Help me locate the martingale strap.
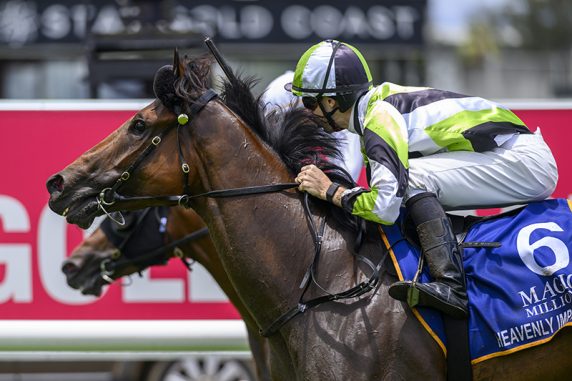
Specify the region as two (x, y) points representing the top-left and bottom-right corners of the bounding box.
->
(260, 253), (383, 337)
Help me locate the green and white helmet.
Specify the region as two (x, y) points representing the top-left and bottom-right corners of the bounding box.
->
(286, 40), (373, 111)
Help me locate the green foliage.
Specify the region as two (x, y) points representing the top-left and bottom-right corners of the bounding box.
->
(458, 23), (499, 67)
(498, 0), (572, 49)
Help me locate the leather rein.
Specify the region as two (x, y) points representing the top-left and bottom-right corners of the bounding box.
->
(94, 88), (382, 337)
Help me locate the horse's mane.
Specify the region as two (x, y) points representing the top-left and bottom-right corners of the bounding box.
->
(219, 74), (269, 143)
(174, 54), (214, 110)
(217, 72), (346, 177)
(167, 54), (364, 236)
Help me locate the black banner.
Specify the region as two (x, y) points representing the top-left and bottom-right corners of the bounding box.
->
(0, 0), (425, 46)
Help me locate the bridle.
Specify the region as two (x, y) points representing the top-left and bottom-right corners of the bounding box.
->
(97, 89), (216, 223)
(98, 206), (208, 283)
(97, 89), (299, 224)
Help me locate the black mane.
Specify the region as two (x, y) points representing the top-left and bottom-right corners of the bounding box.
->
(219, 74), (269, 143)
(219, 71), (365, 236)
(218, 73), (346, 178)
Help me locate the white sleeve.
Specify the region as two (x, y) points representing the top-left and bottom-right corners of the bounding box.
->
(331, 130), (363, 183)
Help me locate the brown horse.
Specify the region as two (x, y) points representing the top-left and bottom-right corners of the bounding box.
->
(63, 206), (271, 381)
(47, 52), (572, 380)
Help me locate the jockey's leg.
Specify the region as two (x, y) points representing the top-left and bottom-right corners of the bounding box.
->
(388, 192), (468, 319)
(388, 131), (556, 318)
(406, 130), (557, 210)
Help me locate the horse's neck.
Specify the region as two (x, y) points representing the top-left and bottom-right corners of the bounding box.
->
(190, 103), (394, 349)
(190, 102), (318, 327)
(169, 207), (260, 330)
(191, 102), (294, 200)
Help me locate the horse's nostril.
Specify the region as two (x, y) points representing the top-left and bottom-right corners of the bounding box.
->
(61, 261), (79, 276)
(47, 174), (65, 195)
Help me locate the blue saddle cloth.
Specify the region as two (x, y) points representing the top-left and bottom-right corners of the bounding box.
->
(383, 198), (572, 364)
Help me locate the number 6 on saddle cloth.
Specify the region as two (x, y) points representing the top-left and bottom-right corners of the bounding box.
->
(387, 198), (572, 363)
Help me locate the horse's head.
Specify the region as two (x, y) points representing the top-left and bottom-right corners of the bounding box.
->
(63, 227), (116, 296)
(62, 206), (207, 296)
(47, 46), (349, 233)
(47, 50), (215, 228)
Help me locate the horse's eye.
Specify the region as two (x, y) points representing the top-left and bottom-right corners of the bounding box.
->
(130, 119), (146, 134)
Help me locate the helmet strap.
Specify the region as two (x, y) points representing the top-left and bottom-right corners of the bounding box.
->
(317, 97), (341, 131)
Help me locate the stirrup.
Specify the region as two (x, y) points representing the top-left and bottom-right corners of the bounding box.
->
(389, 280), (468, 319)
(389, 280), (420, 307)
(407, 284), (420, 307)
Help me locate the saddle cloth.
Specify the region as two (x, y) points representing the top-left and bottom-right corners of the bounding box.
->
(382, 198), (572, 364)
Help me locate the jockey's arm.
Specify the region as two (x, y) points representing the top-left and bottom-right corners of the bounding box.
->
(296, 102), (409, 225)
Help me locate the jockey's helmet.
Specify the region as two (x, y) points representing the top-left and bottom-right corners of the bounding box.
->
(285, 40), (373, 112)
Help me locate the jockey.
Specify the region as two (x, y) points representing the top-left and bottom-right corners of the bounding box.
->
(261, 70), (363, 183)
(287, 39), (558, 319)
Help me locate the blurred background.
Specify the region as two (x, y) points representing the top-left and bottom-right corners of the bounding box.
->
(1, 1), (571, 380)
(1, 0), (570, 100)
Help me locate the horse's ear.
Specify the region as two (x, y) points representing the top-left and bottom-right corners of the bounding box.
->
(153, 64), (177, 110)
(173, 48), (186, 80)
(152, 48), (187, 112)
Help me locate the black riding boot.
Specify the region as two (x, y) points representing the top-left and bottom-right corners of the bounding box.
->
(388, 192), (468, 319)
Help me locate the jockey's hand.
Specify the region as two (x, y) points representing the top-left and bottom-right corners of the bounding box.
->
(295, 164), (332, 200)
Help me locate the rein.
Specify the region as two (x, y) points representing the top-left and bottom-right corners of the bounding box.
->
(112, 183), (300, 209)
(96, 89), (299, 217)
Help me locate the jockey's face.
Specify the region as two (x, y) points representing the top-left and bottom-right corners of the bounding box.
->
(313, 97), (351, 133)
